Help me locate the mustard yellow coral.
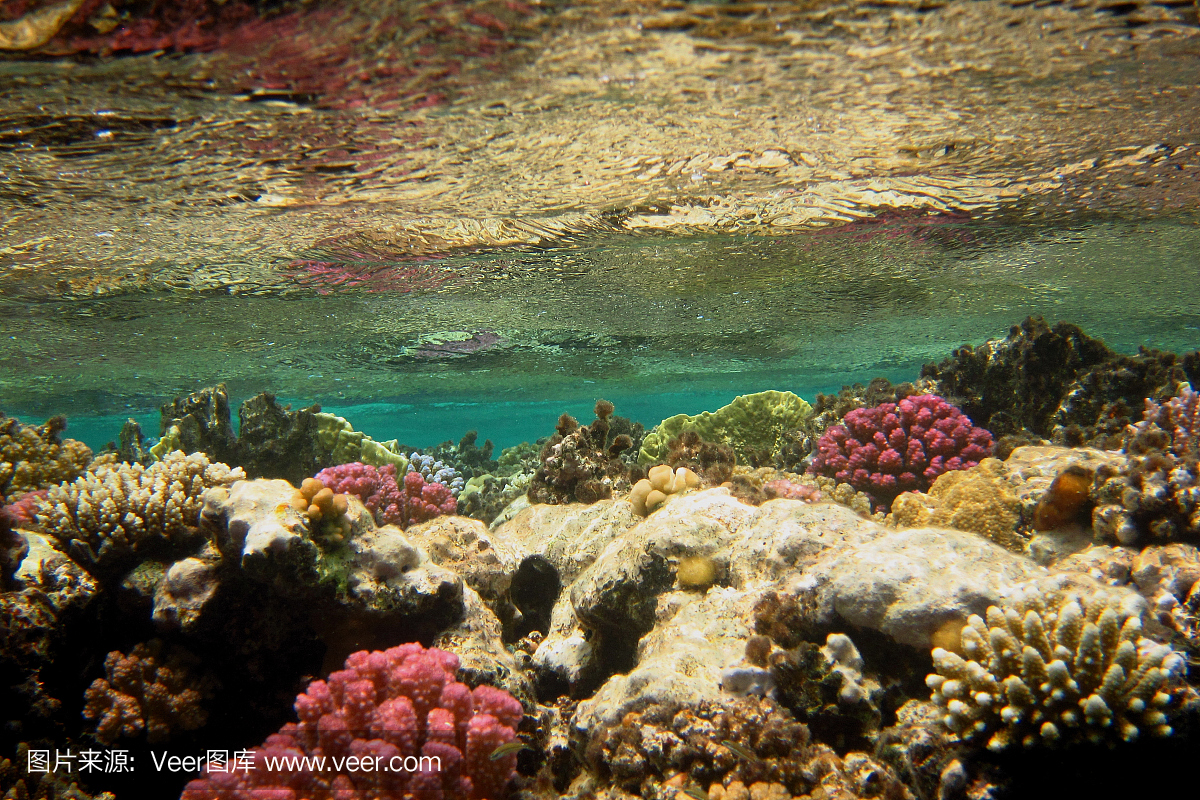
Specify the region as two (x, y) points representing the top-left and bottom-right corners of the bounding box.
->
(889, 459), (1024, 550)
(0, 412), (93, 503)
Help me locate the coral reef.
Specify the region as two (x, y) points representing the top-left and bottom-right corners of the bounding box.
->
(0, 412), (92, 504)
(808, 394), (993, 510)
(83, 640), (214, 744)
(407, 452), (466, 496)
(34, 450), (244, 577)
(628, 464), (701, 516)
(889, 459), (1024, 551)
(527, 401), (633, 505)
(927, 590), (1190, 750)
(180, 643), (522, 800)
(1091, 384), (1200, 545)
(587, 696), (909, 799)
(921, 316), (1199, 441)
(663, 429), (737, 485)
(640, 390), (814, 466)
(291, 477), (353, 544)
(314, 462), (456, 529)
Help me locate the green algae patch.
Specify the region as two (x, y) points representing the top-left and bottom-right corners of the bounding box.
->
(639, 390), (814, 465)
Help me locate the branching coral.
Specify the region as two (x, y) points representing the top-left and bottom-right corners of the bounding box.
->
(35, 450), (244, 576)
(0, 412), (92, 504)
(314, 462), (456, 529)
(808, 395), (992, 510)
(527, 400), (633, 505)
(926, 590), (1189, 750)
(889, 459), (1024, 550)
(83, 640), (214, 744)
(181, 643), (523, 800)
(1091, 384), (1200, 545)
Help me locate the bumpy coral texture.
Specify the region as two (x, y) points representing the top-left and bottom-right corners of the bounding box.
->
(315, 462), (457, 529)
(927, 591), (1188, 751)
(528, 400), (633, 505)
(83, 640), (211, 744)
(0, 413), (92, 504)
(407, 452), (466, 496)
(1091, 384), (1200, 545)
(889, 459), (1024, 550)
(181, 643), (522, 800)
(35, 450), (244, 574)
(590, 696), (907, 800)
(808, 395), (993, 509)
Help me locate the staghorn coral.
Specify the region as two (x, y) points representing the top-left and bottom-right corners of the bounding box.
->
(1091, 384), (1200, 545)
(640, 390), (814, 467)
(83, 640), (214, 745)
(181, 643), (522, 800)
(628, 464), (700, 516)
(0, 412), (92, 504)
(808, 394), (992, 511)
(34, 450), (244, 576)
(889, 459), (1025, 550)
(528, 401), (633, 505)
(926, 590), (1190, 751)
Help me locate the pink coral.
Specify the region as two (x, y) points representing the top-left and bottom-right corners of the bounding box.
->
(181, 643), (522, 800)
(763, 480), (821, 503)
(314, 463), (457, 529)
(808, 394), (992, 509)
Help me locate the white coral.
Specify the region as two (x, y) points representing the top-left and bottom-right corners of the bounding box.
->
(926, 590), (1186, 750)
(37, 451), (244, 571)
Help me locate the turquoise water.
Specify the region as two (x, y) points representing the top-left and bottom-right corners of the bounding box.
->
(5, 217), (1199, 449)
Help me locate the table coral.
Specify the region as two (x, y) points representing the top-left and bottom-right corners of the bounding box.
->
(1091, 384), (1200, 545)
(528, 400), (633, 505)
(180, 643), (523, 800)
(640, 390), (814, 466)
(927, 590), (1189, 750)
(0, 412), (92, 504)
(34, 450), (245, 576)
(808, 394), (993, 510)
(83, 640), (213, 744)
(889, 458), (1024, 550)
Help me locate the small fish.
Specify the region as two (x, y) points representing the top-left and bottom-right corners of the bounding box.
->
(721, 739), (758, 762)
(680, 786), (709, 800)
(489, 741), (529, 761)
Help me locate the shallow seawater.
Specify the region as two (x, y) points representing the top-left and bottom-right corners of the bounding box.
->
(4, 1), (1200, 800)
(5, 216), (1199, 450)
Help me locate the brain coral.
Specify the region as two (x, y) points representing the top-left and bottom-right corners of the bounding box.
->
(927, 590), (1188, 751)
(639, 390), (814, 466)
(808, 394), (992, 509)
(181, 642), (522, 800)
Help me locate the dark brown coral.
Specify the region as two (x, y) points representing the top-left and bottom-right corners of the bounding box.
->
(527, 400), (633, 505)
(83, 640), (216, 744)
(665, 429), (736, 485)
(0, 412), (92, 504)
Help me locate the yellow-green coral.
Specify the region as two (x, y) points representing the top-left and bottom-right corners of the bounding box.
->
(314, 412), (408, 471)
(1, 413), (93, 503)
(36, 451), (244, 574)
(927, 590), (1188, 750)
(889, 459), (1024, 550)
(639, 390), (813, 466)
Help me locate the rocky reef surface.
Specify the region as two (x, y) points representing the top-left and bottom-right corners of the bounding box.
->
(2, 317), (1199, 800)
